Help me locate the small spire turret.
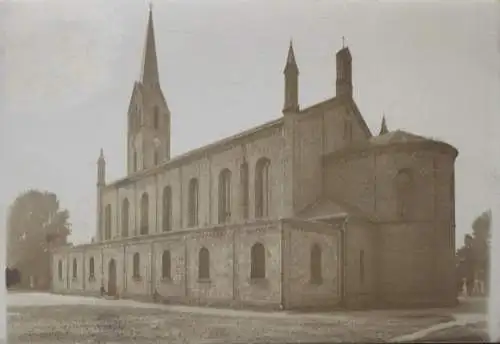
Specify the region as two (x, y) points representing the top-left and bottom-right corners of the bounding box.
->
(379, 115), (389, 135)
(336, 37), (353, 98)
(97, 148), (106, 186)
(283, 39), (299, 114)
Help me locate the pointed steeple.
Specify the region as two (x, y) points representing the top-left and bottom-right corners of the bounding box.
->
(379, 115), (389, 135)
(140, 5), (159, 86)
(283, 40), (298, 73)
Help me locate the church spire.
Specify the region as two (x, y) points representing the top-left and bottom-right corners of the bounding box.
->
(283, 39), (299, 114)
(140, 5), (159, 86)
(379, 115), (389, 135)
(284, 40), (298, 72)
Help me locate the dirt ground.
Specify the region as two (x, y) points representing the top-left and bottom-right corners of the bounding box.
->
(7, 305), (454, 343)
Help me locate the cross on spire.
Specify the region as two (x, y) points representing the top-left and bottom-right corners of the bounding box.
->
(342, 36), (345, 48)
(148, 1), (153, 11)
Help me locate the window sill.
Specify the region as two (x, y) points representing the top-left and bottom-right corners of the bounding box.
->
(250, 277), (268, 286)
(197, 278), (211, 284)
(132, 276), (142, 282)
(161, 277), (172, 283)
(72, 277), (78, 282)
(310, 279), (323, 285)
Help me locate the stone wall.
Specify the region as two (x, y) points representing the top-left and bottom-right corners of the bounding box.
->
(282, 219), (341, 309)
(52, 220), (284, 309)
(343, 217), (377, 309)
(98, 121), (285, 243)
(324, 143), (457, 308)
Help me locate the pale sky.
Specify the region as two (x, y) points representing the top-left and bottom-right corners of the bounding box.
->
(1, 0), (499, 249)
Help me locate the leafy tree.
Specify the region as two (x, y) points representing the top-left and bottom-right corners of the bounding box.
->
(455, 210), (492, 295)
(6, 189), (71, 288)
(471, 210), (491, 291)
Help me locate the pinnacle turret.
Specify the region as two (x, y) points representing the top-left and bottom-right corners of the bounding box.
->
(283, 39), (299, 114)
(379, 116), (389, 135)
(283, 40), (299, 73)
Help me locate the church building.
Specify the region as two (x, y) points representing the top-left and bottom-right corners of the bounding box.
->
(51, 9), (458, 310)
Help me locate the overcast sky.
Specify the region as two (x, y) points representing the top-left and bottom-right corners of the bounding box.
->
(0, 0), (499, 339)
(1, 0), (499, 247)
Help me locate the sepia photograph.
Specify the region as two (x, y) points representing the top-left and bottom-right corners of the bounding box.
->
(1, 0), (499, 342)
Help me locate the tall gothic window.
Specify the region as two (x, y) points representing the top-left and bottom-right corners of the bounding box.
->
(343, 119), (353, 142)
(89, 257), (95, 278)
(396, 168), (413, 219)
(72, 258), (77, 279)
(162, 250), (171, 279)
(140, 193), (149, 235)
(58, 260), (63, 281)
(104, 204), (112, 240)
(240, 162), (249, 219)
(162, 186), (172, 232)
(188, 178), (199, 227)
(218, 169), (232, 224)
(133, 253), (140, 278)
(154, 148), (159, 165)
(255, 158), (271, 218)
(360, 249), (365, 285)
(250, 242), (266, 279)
(198, 247), (210, 279)
(133, 151), (138, 172)
(310, 244), (323, 284)
(153, 106), (159, 130)
(122, 198), (129, 237)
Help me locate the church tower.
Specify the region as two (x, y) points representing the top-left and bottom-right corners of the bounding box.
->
(127, 7), (171, 175)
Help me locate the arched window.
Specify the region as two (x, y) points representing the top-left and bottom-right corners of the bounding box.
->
(240, 162), (249, 219)
(140, 193), (149, 235)
(154, 149), (159, 165)
(255, 158), (271, 218)
(359, 249), (365, 285)
(188, 178), (199, 227)
(310, 244), (322, 284)
(58, 260), (63, 281)
(250, 242), (266, 279)
(198, 247), (210, 279)
(133, 151), (138, 172)
(133, 252), (140, 278)
(122, 198), (129, 237)
(72, 258), (77, 279)
(343, 119), (353, 142)
(104, 204), (112, 240)
(395, 168), (413, 219)
(162, 186), (172, 232)
(153, 106), (159, 130)
(162, 250), (171, 279)
(218, 168), (232, 224)
(89, 257), (95, 278)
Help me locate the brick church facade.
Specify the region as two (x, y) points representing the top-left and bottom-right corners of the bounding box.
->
(51, 9), (458, 310)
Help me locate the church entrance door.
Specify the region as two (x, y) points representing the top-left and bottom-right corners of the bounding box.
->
(108, 259), (117, 296)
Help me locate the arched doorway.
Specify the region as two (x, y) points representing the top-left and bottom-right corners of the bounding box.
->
(108, 259), (117, 296)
